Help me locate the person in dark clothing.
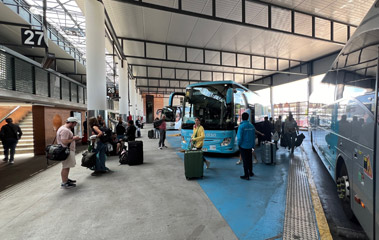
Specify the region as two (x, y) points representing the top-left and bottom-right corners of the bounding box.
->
(135, 117), (142, 129)
(115, 117), (127, 141)
(237, 112), (255, 180)
(125, 120), (136, 142)
(0, 118), (22, 164)
(261, 116), (273, 142)
(158, 115), (167, 149)
(82, 119), (88, 144)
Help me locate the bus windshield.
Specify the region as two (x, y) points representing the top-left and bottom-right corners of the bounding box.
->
(161, 107), (177, 122)
(182, 85), (233, 130)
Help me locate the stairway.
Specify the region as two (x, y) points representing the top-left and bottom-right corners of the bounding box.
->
(0, 112), (34, 155)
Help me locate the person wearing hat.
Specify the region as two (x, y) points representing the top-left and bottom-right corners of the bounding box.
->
(56, 117), (81, 189)
(0, 118), (22, 164)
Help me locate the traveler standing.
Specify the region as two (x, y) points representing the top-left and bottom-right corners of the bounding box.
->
(284, 112), (299, 154)
(153, 117), (161, 139)
(56, 117), (80, 188)
(273, 116), (282, 149)
(1, 118), (22, 164)
(89, 117), (108, 176)
(158, 115), (167, 149)
(82, 119), (88, 144)
(261, 116), (273, 142)
(125, 120), (136, 142)
(237, 112), (256, 180)
(191, 117), (210, 168)
(97, 115), (105, 127)
(115, 117), (127, 141)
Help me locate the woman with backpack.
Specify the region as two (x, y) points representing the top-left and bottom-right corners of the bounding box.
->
(89, 117), (109, 176)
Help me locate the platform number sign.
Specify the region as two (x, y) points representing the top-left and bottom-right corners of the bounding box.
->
(21, 28), (47, 48)
(107, 87), (115, 96)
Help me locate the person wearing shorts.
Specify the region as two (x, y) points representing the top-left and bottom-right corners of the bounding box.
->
(57, 117), (81, 189)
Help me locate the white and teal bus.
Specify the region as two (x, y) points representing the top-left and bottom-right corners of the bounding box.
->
(180, 81), (268, 153)
(309, 3), (379, 239)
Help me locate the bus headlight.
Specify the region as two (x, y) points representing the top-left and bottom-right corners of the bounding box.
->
(221, 138), (231, 146)
(182, 136), (186, 144)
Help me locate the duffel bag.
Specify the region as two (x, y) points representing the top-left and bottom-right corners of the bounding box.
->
(46, 144), (70, 161)
(81, 151), (97, 168)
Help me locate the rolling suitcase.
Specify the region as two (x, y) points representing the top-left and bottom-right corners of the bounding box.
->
(294, 133), (305, 147)
(261, 142), (276, 165)
(128, 141), (143, 165)
(148, 130), (154, 139)
(184, 150), (204, 179)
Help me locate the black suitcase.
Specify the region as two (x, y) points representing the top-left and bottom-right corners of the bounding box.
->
(294, 133), (305, 147)
(128, 141), (143, 165)
(148, 130), (154, 139)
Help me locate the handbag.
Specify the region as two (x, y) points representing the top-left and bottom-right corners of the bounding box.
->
(81, 151), (96, 168)
(272, 131), (279, 141)
(45, 137), (71, 162)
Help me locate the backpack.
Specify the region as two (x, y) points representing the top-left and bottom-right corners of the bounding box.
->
(153, 119), (163, 129)
(100, 127), (113, 143)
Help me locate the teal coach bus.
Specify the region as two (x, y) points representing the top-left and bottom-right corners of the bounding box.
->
(180, 81), (268, 153)
(309, 3), (379, 239)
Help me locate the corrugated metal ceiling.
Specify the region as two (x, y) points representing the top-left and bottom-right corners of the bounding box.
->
(97, 0), (375, 94)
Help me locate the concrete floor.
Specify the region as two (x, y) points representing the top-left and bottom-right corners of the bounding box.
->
(0, 126), (368, 240)
(0, 127), (236, 240)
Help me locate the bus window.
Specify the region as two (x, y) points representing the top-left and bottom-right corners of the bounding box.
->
(337, 100), (351, 138)
(234, 88), (246, 124)
(348, 99), (374, 148)
(319, 105), (332, 128)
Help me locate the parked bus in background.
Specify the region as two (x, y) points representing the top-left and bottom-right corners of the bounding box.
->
(181, 81), (268, 153)
(156, 106), (182, 130)
(309, 3), (379, 239)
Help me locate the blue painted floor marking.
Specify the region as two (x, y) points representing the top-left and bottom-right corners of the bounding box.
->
(166, 133), (290, 240)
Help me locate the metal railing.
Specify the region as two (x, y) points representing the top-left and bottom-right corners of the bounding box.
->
(0, 106), (20, 123)
(1, 0), (86, 65)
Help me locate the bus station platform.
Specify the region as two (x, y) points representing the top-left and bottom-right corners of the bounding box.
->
(0, 126), (331, 240)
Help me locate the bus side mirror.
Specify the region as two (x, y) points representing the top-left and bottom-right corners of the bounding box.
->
(226, 88), (233, 104)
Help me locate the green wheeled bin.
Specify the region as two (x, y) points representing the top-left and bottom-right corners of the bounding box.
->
(184, 150), (204, 180)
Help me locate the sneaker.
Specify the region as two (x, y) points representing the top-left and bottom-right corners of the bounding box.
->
(2, 158), (8, 162)
(91, 171), (103, 176)
(253, 158), (258, 164)
(61, 182), (76, 189)
(240, 175), (250, 180)
(158, 147), (162, 150)
(249, 172), (255, 177)
(205, 160), (210, 169)
(236, 160), (241, 165)
(163, 146), (168, 148)
(68, 179), (76, 183)
(9, 160), (14, 164)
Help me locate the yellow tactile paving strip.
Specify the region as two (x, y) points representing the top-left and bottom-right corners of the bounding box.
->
(301, 147), (333, 240)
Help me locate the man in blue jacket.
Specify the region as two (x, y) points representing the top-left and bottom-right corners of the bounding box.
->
(237, 112), (255, 180)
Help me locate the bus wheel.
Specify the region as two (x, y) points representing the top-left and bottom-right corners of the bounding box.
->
(337, 172), (354, 220)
